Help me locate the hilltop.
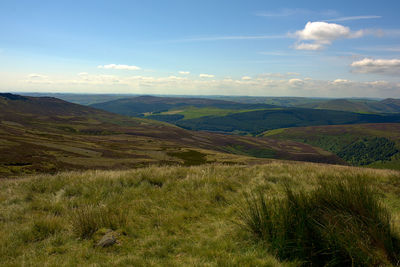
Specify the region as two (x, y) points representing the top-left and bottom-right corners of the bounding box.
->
(0, 93), (341, 176)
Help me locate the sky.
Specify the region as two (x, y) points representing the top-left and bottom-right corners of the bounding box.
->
(1, 0), (400, 98)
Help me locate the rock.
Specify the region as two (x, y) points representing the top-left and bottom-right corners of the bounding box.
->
(95, 231), (117, 247)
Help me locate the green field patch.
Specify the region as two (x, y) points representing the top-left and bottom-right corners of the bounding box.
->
(262, 128), (287, 137)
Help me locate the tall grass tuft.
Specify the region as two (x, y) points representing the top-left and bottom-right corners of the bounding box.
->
(239, 177), (400, 266)
(70, 204), (127, 239)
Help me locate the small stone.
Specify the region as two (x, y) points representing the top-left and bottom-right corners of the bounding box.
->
(96, 232), (117, 247)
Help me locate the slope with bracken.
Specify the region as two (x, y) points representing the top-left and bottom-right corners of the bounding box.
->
(0, 93), (343, 176)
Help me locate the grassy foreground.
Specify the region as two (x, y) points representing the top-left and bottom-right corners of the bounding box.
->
(1, 162), (400, 266)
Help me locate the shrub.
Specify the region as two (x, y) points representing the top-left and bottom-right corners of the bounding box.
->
(239, 177), (400, 266)
(70, 204), (127, 239)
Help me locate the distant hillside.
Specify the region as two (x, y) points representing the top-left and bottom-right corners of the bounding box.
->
(262, 123), (400, 169)
(381, 98), (400, 111)
(0, 93), (342, 176)
(90, 95), (278, 117)
(297, 98), (400, 113)
(175, 108), (400, 135)
(20, 93), (133, 105)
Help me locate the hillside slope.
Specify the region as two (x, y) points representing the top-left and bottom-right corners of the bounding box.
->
(0, 162), (399, 266)
(0, 93), (342, 175)
(262, 123), (400, 169)
(90, 95), (278, 116)
(176, 108), (400, 135)
(297, 98), (400, 113)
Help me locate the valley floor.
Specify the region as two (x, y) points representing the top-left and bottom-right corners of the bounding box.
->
(1, 162), (400, 266)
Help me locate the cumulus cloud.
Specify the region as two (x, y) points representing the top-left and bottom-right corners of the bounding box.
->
(351, 58), (400, 75)
(199, 74), (215, 78)
(293, 21), (364, 50)
(241, 76), (252, 80)
(98, 64), (141, 70)
(288, 78), (303, 85)
(179, 71), (190, 75)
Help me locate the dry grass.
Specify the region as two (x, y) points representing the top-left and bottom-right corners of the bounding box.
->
(0, 162), (399, 266)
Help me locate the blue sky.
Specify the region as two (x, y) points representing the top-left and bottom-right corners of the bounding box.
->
(1, 0), (400, 97)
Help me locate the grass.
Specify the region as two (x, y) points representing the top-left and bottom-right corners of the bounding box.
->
(240, 177), (400, 266)
(1, 162), (400, 266)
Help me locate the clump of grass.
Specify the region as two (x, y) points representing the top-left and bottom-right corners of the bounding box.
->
(240, 177), (400, 266)
(70, 204), (127, 239)
(19, 216), (63, 242)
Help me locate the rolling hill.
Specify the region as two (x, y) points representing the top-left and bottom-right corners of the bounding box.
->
(296, 98), (400, 113)
(0, 93), (342, 176)
(175, 108), (400, 135)
(89, 95), (279, 116)
(262, 123), (400, 169)
(89, 95), (400, 136)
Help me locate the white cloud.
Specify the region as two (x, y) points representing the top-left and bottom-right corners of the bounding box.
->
(241, 76), (252, 80)
(325, 15), (381, 22)
(179, 71), (190, 75)
(98, 64), (141, 70)
(292, 21), (364, 50)
(332, 79), (351, 84)
(259, 72), (301, 78)
(351, 58), (400, 75)
(28, 73), (48, 79)
(13, 72), (400, 98)
(199, 74), (215, 78)
(288, 78), (303, 85)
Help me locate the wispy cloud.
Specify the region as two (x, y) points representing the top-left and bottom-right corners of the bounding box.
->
(28, 73), (48, 79)
(357, 46), (400, 52)
(256, 8), (337, 18)
(98, 64), (141, 70)
(325, 15), (381, 22)
(199, 74), (215, 78)
(179, 71), (190, 75)
(166, 35), (286, 43)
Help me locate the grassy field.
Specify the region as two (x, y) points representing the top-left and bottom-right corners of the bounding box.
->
(1, 162), (400, 266)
